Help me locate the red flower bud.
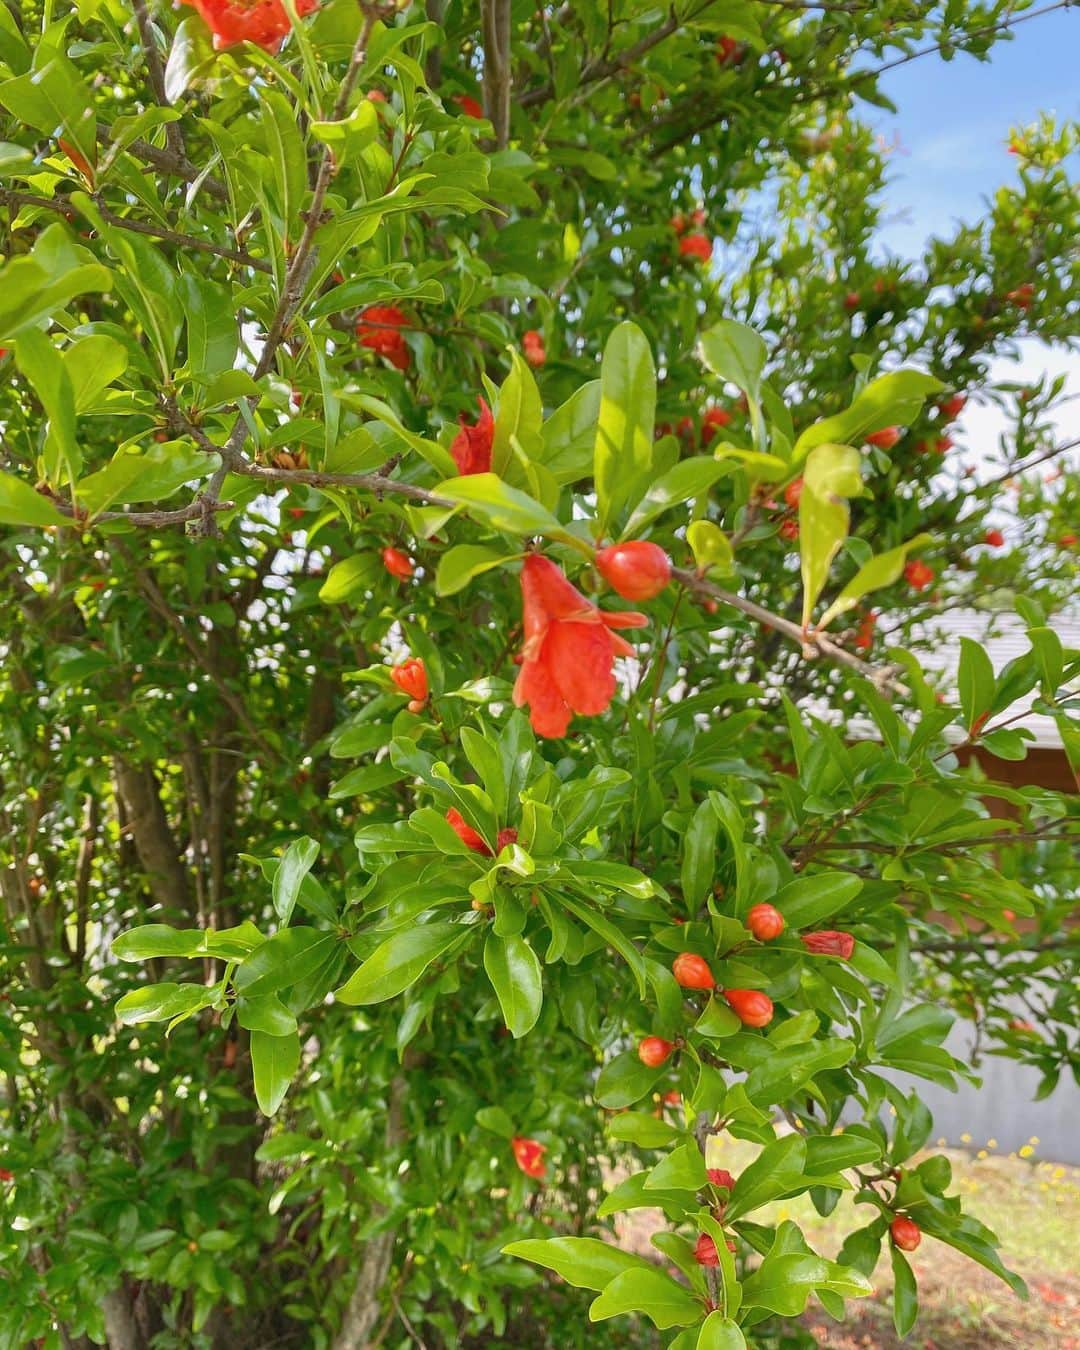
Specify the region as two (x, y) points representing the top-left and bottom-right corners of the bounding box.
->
(663, 1090), (681, 1105)
(450, 397), (494, 476)
(746, 904), (785, 942)
(180, 0), (317, 52)
(935, 435), (953, 454)
(865, 426), (901, 449)
(1059, 533), (1077, 550)
(701, 406), (731, 443)
(707, 1168), (736, 1191)
(854, 611), (877, 653)
(672, 953), (715, 990)
(454, 94), (484, 119)
(496, 827), (518, 853)
(511, 1136), (546, 1179)
(904, 559), (934, 591)
(800, 930), (855, 959)
(693, 1233), (720, 1266)
(522, 329), (546, 367)
(390, 658), (427, 703)
(724, 988), (773, 1027)
(446, 808), (492, 856)
(595, 542), (672, 602)
(638, 1036), (675, 1068)
(843, 290), (861, 311)
(890, 1216), (921, 1251)
(381, 546), (415, 580)
(1005, 282), (1034, 309)
(984, 529), (1004, 548)
(779, 518), (799, 542)
(678, 233), (712, 264)
(715, 35), (740, 64)
(783, 477), (803, 509)
(938, 394), (967, 420)
(0, 1168), (13, 1182)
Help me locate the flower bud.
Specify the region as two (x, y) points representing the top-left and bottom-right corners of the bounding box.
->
(890, 1216), (921, 1252)
(638, 1036), (675, 1068)
(746, 904), (785, 942)
(446, 808), (492, 856)
(595, 542), (672, 601)
(672, 953), (716, 990)
(724, 988), (774, 1027)
(390, 657), (427, 703)
(707, 1168), (736, 1191)
(381, 546), (415, 579)
(800, 930), (855, 959)
(693, 1234), (720, 1266)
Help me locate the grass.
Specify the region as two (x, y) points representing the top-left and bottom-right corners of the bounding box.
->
(616, 1136), (1080, 1349)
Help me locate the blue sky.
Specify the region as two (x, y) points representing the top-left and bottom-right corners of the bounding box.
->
(870, 6), (1079, 259)
(867, 7), (1079, 469)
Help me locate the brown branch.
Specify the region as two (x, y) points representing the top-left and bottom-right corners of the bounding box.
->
(125, 137), (229, 202)
(981, 434), (1080, 490)
(129, 0), (184, 160)
(72, 794), (98, 969)
(47, 491), (234, 530)
(113, 758), (190, 913)
(481, 0), (512, 150)
(672, 565), (909, 694)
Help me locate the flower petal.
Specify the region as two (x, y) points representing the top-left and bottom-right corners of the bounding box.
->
(513, 656), (572, 738)
(545, 621), (617, 716)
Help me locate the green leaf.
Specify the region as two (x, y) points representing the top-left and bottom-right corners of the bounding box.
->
(644, 1142), (708, 1192)
(236, 995), (298, 1037)
(817, 533), (933, 630)
(77, 441), (213, 516)
(115, 983), (213, 1026)
(606, 1112), (681, 1148)
(492, 349), (544, 478)
(623, 459), (731, 536)
(681, 798), (718, 908)
(540, 380), (600, 483)
(773, 872), (862, 928)
(594, 322), (656, 534)
(686, 520), (735, 575)
(589, 1268), (701, 1330)
(0, 255), (112, 344)
(112, 925), (204, 961)
(0, 471), (67, 528)
(435, 544), (520, 597)
(594, 1050), (661, 1109)
(318, 553), (382, 604)
(483, 931), (543, 1038)
(502, 1237), (652, 1292)
(272, 837), (320, 925)
(740, 1252), (830, 1316)
(793, 370), (943, 460)
(353, 394), (456, 476)
(697, 1313), (746, 1350)
(181, 273), (237, 383)
(439, 473), (566, 540)
(14, 326), (80, 485)
(1026, 626), (1063, 696)
(334, 923), (465, 1005)
(250, 1029), (300, 1117)
(310, 97), (379, 165)
(234, 928), (337, 997)
(725, 1135), (807, 1221)
(0, 40), (96, 167)
(958, 637), (995, 732)
(475, 1104), (515, 1137)
(890, 1246), (919, 1338)
(799, 443), (867, 629)
(62, 334), (128, 412)
(163, 14), (215, 103)
(699, 319), (767, 449)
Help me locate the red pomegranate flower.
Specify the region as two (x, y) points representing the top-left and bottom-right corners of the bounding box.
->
(0, 1167), (13, 1182)
(693, 1234), (720, 1266)
(390, 658), (427, 704)
(1005, 282), (1034, 309)
(512, 555), (647, 739)
(865, 426), (901, 449)
(701, 406), (731, 443)
(511, 1136), (546, 1179)
(801, 930), (855, 959)
(784, 477), (804, 509)
(939, 393), (967, 420)
(182, 0), (318, 53)
(854, 612), (877, 652)
(904, 559), (934, 591)
(453, 94), (484, 119)
(715, 35), (740, 64)
(446, 808), (492, 856)
(984, 529), (1004, 548)
(522, 330), (546, 367)
(679, 233), (712, 264)
(708, 1168), (736, 1191)
(450, 397), (494, 476)
(381, 546), (415, 580)
(356, 306), (412, 371)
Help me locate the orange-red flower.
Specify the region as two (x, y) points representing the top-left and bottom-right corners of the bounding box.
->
(865, 426), (901, 449)
(679, 233), (712, 264)
(854, 611), (877, 652)
(708, 1168), (736, 1191)
(391, 658), (427, 704)
(450, 397), (494, 476)
(446, 808), (492, 856)
(904, 559), (934, 591)
(701, 406), (731, 443)
(512, 555), (647, 739)
(356, 306), (411, 371)
(181, 0), (317, 52)
(801, 930), (855, 959)
(511, 1136), (546, 1179)
(381, 546), (415, 580)
(939, 394), (967, 420)
(724, 988), (773, 1027)
(1005, 282), (1034, 309)
(984, 529), (1004, 548)
(453, 94), (484, 119)
(522, 329), (546, 367)
(784, 477), (804, 509)
(715, 35), (740, 64)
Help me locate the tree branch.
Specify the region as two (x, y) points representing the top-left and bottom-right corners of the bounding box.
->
(672, 566), (909, 694)
(481, 0), (513, 149)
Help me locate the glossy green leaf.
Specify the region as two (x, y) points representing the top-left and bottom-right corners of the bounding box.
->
(502, 1237), (652, 1292)
(250, 1029), (300, 1117)
(589, 1268), (701, 1329)
(793, 370), (943, 460)
(817, 532), (933, 630)
(594, 322), (656, 533)
(484, 931), (543, 1038)
(799, 442), (867, 629)
(334, 923), (465, 1005)
(272, 837), (320, 925)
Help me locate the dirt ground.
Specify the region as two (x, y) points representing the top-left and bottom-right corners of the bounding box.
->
(615, 1138), (1080, 1348)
